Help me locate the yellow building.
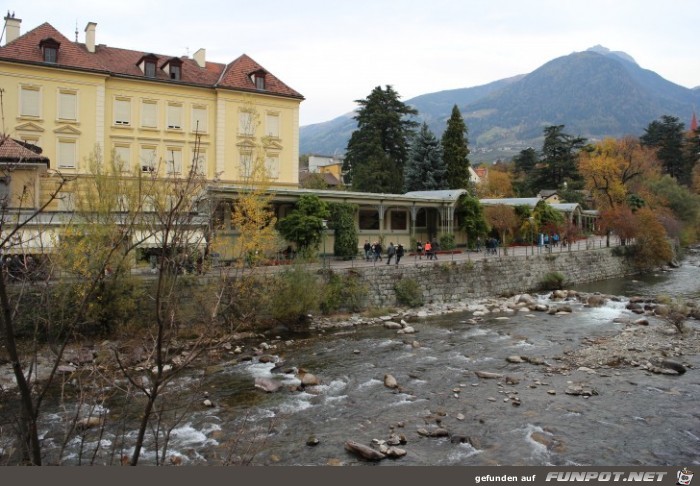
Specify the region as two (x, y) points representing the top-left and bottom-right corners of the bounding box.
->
(0, 15), (304, 213)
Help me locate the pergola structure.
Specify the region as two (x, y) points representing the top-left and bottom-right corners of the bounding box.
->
(205, 185), (469, 258)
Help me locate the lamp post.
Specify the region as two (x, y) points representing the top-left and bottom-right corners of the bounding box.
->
(321, 219), (328, 270)
(528, 217), (534, 256)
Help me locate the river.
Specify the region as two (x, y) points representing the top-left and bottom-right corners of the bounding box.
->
(13, 253), (700, 466)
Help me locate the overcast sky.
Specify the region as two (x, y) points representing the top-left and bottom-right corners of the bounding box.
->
(7, 0), (699, 126)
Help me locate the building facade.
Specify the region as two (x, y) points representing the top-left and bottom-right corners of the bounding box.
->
(0, 15), (304, 213)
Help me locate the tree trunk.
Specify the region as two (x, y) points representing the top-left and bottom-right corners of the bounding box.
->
(0, 276), (42, 465)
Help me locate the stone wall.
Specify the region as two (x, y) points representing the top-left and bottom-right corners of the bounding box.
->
(333, 248), (636, 308)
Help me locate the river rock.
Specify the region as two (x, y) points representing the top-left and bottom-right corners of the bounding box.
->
(565, 385), (599, 397)
(76, 416), (103, 430)
(474, 371), (502, 379)
(384, 321), (402, 330)
(254, 377), (282, 393)
(586, 295), (607, 307)
(385, 446), (407, 458)
(507, 355), (524, 363)
(523, 356), (545, 365)
(301, 373), (320, 386)
(306, 436), (320, 446)
(384, 374), (399, 389)
(660, 360), (687, 375)
(397, 326), (415, 334)
(258, 354), (277, 363)
(551, 290), (568, 300)
(344, 440), (386, 461)
(202, 399), (214, 407)
(417, 426), (449, 438)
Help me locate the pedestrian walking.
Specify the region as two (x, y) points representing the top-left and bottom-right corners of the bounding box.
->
(416, 240), (423, 260)
(364, 240), (372, 261)
(386, 242), (396, 265)
(432, 240), (439, 260)
(424, 240), (433, 260)
(396, 243), (404, 265)
(373, 241), (383, 262)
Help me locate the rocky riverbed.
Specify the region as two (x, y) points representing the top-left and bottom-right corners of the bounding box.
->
(2, 262), (699, 465)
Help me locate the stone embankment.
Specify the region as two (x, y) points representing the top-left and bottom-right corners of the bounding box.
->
(337, 248), (637, 307)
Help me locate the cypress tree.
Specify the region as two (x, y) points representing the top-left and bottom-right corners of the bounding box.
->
(441, 105), (471, 189)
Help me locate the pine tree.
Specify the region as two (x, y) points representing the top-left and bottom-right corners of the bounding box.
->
(441, 105), (471, 189)
(404, 122), (446, 191)
(343, 85), (418, 193)
(531, 125), (586, 189)
(641, 115), (690, 185)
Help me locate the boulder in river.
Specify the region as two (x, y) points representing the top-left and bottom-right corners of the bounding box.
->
(344, 440), (386, 461)
(300, 372), (320, 386)
(254, 377), (282, 393)
(474, 370), (502, 379)
(384, 374), (398, 389)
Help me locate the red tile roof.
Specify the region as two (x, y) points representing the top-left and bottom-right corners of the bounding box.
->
(0, 22), (304, 100)
(0, 135), (50, 165)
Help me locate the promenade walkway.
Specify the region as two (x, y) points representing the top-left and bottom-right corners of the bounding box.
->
(154, 235), (623, 278)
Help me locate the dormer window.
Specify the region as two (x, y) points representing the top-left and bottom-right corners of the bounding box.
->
(250, 69), (267, 90)
(40, 38), (60, 63)
(145, 61), (156, 78)
(162, 57), (183, 81)
(137, 54), (160, 78)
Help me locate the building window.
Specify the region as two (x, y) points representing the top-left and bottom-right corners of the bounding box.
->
(170, 64), (181, 80)
(0, 176), (10, 205)
(359, 209), (380, 230)
(266, 113), (280, 138)
(265, 155), (279, 179)
(141, 100), (158, 128)
(44, 46), (57, 63)
(114, 145), (131, 172)
(191, 106), (208, 133)
(117, 194), (129, 212)
(239, 152), (253, 179)
(57, 191), (75, 211)
(389, 210), (408, 230)
(20, 136), (41, 148)
(114, 98), (131, 126)
(20, 86), (41, 118)
(238, 110), (255, 136)
(58, 90), (77, 121)
(57, 140), (77, 168)
(40, 38), (60, 63)
(191, 151), (206, 176)
(140, 146), (157, 172)
(145, 61), (156, 78)
(167, 103), (182, 129)
(166, 148), (183, 174)
(251, 71), (266, 90)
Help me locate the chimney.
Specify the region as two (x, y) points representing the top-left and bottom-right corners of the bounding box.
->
(3, 13), (21, 46)
(84, 22), (96, 53)
(193, 48), (206, 68)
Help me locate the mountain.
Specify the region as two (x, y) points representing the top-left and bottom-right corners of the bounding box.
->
(300, 47), (700, 163)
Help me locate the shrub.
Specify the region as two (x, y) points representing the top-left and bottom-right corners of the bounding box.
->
(539, 272), (565, 291)
(269, 265), (320, 329)
(394, 278), (424, 307)
(439, 233), (455, 250)
(320, 271), (368, 314)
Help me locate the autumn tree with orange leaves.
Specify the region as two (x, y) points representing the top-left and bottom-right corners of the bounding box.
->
(578, 137), (660, 211)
